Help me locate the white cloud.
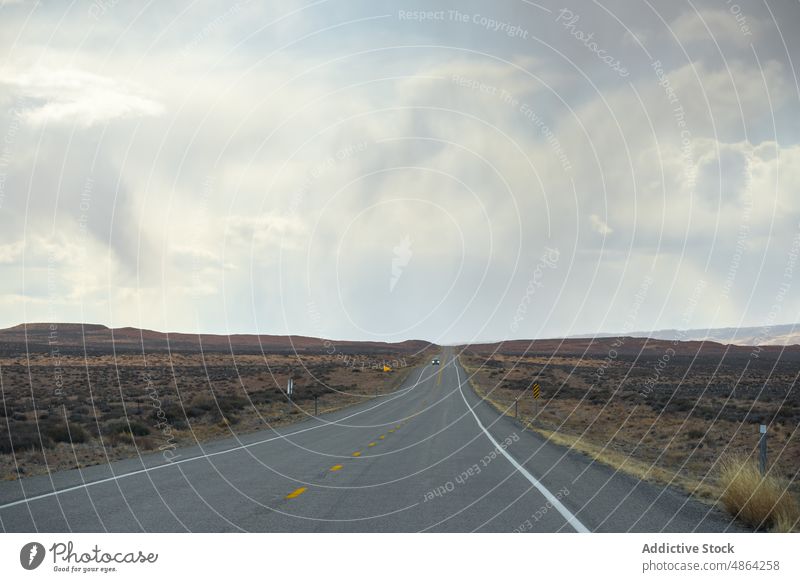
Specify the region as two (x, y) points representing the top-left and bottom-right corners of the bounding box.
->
(670, 8), (760, 47)
(0, 241), (24, 263)
(0, 68), (164, 126)
(590, 214), (614, 235)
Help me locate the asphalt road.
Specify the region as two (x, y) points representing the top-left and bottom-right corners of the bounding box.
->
(0, 348), (744, 532)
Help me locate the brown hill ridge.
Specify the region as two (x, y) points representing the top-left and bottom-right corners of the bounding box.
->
(461, 336), (800, 359)
(0, 323), (433, 355)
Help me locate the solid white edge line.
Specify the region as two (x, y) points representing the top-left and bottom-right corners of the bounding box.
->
(455, 363), (590, 533)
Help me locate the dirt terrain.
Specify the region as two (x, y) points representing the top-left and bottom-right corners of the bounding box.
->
(0, 323), (433, 480)
(4, 323), (797, 512)
(460, 337), (800, 501)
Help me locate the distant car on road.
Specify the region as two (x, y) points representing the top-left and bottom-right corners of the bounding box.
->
(431, 357), (440, 365)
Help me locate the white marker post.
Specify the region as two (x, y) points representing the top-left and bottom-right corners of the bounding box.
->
(759, 424), (767, 476)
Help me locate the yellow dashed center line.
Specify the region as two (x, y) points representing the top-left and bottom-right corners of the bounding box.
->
(284, 377), (432, 496)
(285, 487), (307, 499)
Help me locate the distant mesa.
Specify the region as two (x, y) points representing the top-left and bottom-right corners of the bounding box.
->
(463, 331), (800, 359)
(568, 323), (800, 348)
(0, 323), (433, 355)
(2, 322), (797, 357)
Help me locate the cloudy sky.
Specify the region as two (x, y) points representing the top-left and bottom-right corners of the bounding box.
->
(1, 0), (799, 344)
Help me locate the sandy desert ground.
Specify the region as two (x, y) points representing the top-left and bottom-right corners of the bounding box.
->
(0, 332), (431, 480)
(461, 338), (800, 502)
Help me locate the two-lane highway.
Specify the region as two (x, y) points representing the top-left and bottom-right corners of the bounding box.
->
(0, 349), (743, 532)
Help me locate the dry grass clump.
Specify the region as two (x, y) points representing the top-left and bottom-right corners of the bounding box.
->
(719, 455), (800, 532)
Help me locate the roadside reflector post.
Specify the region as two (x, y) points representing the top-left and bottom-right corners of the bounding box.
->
(286, 377), (294, 416)
(759, 424), (768, 476)
(515, 398), (519, 419)
(532, 382), (541, 426)
(314, 395), (318, 416)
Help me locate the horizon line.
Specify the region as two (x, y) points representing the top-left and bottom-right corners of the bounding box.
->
(1, 320), (798, 347)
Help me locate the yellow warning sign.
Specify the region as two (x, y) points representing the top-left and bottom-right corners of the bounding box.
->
(532, 383), (541, 399)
